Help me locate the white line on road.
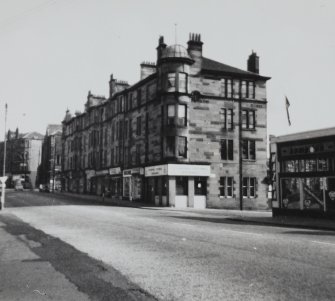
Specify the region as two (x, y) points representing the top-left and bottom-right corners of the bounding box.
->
(311, 240), (335, 246)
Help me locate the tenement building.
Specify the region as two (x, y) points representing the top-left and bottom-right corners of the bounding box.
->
(38, 124), (63, 191)
(62, 34), (271, 209)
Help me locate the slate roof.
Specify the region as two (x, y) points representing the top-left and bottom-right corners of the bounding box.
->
(46, 124), (62, 136)
(201, 57), (270, 80)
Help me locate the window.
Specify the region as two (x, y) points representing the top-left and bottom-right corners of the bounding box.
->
(242, 140), (256, 160)
(167, 73), (176, 92)
(219, 177), (234, 197)
(226, 79), (232, 98)
(221, 108), (233, 129)
(167, 105), (175, 125)
(242, 110), (255, 129)
(115, 146), (118, 164)
(137, 89), (141, 107)
(177, 105), (186, 126)
(177, 136), (187, 158)
(124, 120), (128, 139)
(167, 104), (187, 126)
(110, 148), (114, 166)
(136, 144), (141, 164)
(243, 177), (256, 198)
(248, 82), (255, 99)
(179, 73), (187, 93)
(176, 176), (188, 195)
(195, 177), (207, 195)
(136, 116), (141, 136)
(233, 79), (240, 99)
(241, 81), (247, 98)
(129, 118), (132, 139)
(221, 139), (234, 160)
(166, 136), (175, 157)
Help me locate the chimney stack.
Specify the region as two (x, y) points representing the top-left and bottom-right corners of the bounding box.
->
(187, 33), (203, 59)
(156, 36), (167, 63)
(140, 62), (156, 80)
(247, 51), (259, 74)
(109, 74), (116, 98)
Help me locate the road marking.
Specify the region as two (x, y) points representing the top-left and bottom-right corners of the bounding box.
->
(311, 240), (335, 246)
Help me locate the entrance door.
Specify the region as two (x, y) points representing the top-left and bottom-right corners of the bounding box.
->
(326, 178), (335, 213)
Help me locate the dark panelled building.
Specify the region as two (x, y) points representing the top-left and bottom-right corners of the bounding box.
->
(270, 127), (335, 217)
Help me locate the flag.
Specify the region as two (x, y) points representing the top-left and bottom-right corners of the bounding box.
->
(285, 96), (291, 126)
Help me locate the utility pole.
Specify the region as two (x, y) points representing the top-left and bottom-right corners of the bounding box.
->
(1, 103), (8, 210)
(52, 136), (56, 192)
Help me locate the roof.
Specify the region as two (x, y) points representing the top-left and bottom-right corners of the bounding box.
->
(161, 44), (192, 60)
(270, 127), (335, 144)
(46, 124), (62, 136)
(20, 132), (44, 140)
(201, 57), (270, 80)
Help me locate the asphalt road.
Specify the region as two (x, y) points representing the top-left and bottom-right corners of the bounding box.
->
(1, 191), (335, 300)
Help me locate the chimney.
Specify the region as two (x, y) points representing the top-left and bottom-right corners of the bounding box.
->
(187, 33), (203, 59)
(15, 127), (19, 139)
(140, 62), (156, 80)
(109, 74), (116, 98)
(247, 51), (259, 74)
(156, 36), (167, 63)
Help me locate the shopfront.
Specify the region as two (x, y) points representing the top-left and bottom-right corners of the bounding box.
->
(123, 168), (144, 201)
(270, 128), (335, 217)
(145, 164), (211, 209)
(108, 167), (122, 199)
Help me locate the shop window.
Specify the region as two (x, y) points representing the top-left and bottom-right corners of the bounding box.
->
(221, 108), (233, 130)
(136, 116), (141, 136)
(221, 139), (234, 160)
(242, 140), (256, 160)
(242, 177), (256, 198)
(242, 110), (255, 129)
(176, 176), (188, 195)
(179, 73), (188, 93)
(166, 136), (175, 157)
(317, 158), (329, 171)
(305, 159), (317, 172)
(219, 177), (234, 197)
(177, 136), (187, 158)
(195, 177), (207, 195)
(167, 73), (176, 92)
(162, 177), (167, 195)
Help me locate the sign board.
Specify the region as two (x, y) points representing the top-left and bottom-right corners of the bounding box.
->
(145, 165), (168, 177)
(96, 169), (109, 176)
(145, 164), (211, 177)
(85, 170), (96, 179)
(123, 169), (132, 176)
(109, 167), (121, 175)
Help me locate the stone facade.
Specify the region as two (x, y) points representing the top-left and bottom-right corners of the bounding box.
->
(62, 33), (271, 210)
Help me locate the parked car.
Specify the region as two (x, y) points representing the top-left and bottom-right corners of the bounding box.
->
(14, 182), (24, 191)
(39, 184), (50, 193)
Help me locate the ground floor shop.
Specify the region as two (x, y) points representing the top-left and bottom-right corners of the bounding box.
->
(144, 164), (211, 209)
(270, 127), (335, 217)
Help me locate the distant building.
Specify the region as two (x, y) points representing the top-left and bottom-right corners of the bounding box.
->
(270, 127), (335, 217)
(62, 33), (271, 210)
(38, 124), (62, 190)
(0, 129), (43, 188)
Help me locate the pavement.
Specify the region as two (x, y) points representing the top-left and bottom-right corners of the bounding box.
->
(58, 191), (335, 232)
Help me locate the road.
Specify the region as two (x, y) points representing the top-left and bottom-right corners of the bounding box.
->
(1, 191), (335, 300)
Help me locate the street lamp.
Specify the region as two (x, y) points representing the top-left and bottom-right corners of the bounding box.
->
(0, 103), (8, 210)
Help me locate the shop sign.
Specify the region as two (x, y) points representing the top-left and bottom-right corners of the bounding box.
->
(123, 169), (132, 177)
(167, 164), (211, 176)
(85, 170), (96, 179)
(145, 165), (168, 177)
(96, 169), (109, 176)
(131, 167), (144, 175)
(109, 167), (121, 175)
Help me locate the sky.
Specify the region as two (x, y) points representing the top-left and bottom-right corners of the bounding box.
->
(0, 0), (334, 138)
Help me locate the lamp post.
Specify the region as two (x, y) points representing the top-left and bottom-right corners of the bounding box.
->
(0, 103), (8, 210)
